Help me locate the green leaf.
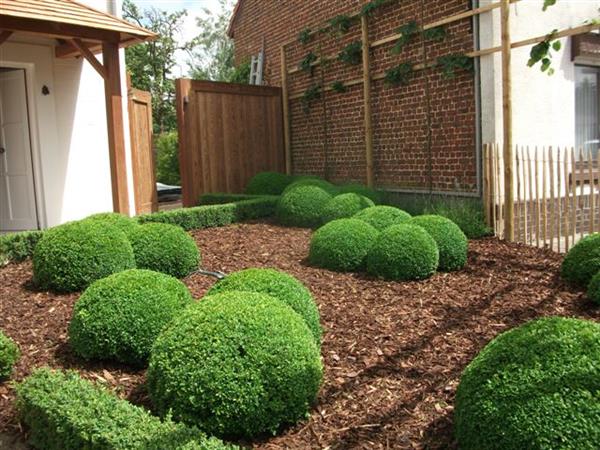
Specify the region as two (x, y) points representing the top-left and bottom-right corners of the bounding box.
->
(552, 40), (562, 51)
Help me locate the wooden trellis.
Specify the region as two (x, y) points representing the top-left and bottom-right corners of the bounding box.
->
(279, 0), (600, 241)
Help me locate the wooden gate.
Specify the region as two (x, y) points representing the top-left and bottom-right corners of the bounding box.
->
(176, 80), (284, 206)
(128, 87), (157, 214)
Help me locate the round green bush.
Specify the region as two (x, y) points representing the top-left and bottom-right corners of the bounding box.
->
(205, 268), (321, 344)
(245, 171), (293, 195)
(69, 269), (193, 366)
(367, 224), (439, 281)
(33, 221), (135, 293)
(147, 291), (323, 438)
(410, 215), (468, 271)
(309, 218), (379, 272)
(586, 271), (600, 306)
(337, 183), (383, 204)
(282, 177), (338, 195)
(276, 185), (333, 228)
(128, 223), (200, 278)
(455, 317), (600, 450)
(354, 205), (412, 231)
(561, 233), (600, 287)
(320, 193), (375, 224)
(81, 212), (139, 237)
(0, 330), (19, 380)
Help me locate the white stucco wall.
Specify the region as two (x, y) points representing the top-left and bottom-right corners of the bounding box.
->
(0, 0), (135, 229)
(479, 0), (599, 147)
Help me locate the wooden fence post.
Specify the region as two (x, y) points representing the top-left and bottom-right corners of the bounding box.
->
(361, 15), (374, 188)
(280, 46), (292, 175)
(501, 0), (514, 241)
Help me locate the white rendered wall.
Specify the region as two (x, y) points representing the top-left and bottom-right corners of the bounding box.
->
(0, 0), (135, 229)
(479, 0), (599, 147)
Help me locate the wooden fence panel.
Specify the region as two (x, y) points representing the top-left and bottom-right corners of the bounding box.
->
(128, 87), (157, 214)
(176, 80), (284, 207)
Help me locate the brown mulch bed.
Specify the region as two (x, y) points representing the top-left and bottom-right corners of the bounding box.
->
(1, 222), (598, 449)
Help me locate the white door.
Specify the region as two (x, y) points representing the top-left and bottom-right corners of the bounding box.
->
(0, 68), (38, 231)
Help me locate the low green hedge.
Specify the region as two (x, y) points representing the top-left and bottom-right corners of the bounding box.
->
(410, 215), (468, 271)
(33, 221), (135, 293)
(0, 330), (19, 380)
(561, 233), (600, 288)
(16, 368), (237, 450)
(139, 197), (279, 231)
(320, 193), (375, 224)
(367, 224), (439, 281)
(0, 230), (44, 265)
(455, 317), (600, 450)
(245, 172), (293, 195)
(69, 269), (193, 366)
(276, 185), (333, 228)
(129, 223), (200, 278)
(309, 218), (379, 272)
(148, 292), (323, 438)
(587, 271), (600, 306)
(199, 193), (279, 205)
(353, 205), (412, 231)
(206, 268), (321, 344)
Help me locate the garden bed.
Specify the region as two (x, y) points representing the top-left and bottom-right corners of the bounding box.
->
(0, 221), (597, 449)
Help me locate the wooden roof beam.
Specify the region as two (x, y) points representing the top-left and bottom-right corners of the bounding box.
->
(69, 38), (107, 79)
(0, 30), (14, 45)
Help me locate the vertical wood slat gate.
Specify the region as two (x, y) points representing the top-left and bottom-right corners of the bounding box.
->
(176, 80), (285, 207)
(127, 87), (157, 214)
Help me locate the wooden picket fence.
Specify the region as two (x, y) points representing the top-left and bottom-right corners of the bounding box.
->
(483, 143), (599, 253)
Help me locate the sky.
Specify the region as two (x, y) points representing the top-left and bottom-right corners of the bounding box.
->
(130, 0), (226, 76)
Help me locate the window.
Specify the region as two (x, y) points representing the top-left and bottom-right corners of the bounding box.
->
(575, 65), (600, 157)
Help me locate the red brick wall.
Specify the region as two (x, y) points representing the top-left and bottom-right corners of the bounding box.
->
(230, 0), (478, 193)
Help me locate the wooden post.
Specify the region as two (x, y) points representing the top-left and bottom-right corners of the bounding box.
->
(483, 144), (491, 227)
(501, 0), (514, 241)
(175, 78), (193, 206)
(589, 150), (595, 234)
(563, 147), (570, 251)
(102, 41), (130, 215)
(280, 46), (292, 175)
(361, 15), (374, 188)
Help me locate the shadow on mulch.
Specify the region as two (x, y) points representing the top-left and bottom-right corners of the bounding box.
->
(0, 224), (598, 450)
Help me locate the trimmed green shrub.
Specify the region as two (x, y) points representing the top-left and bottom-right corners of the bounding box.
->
(155, 131), (181, 186)
(148, 292), (323, 438)
(367, 224), (439, 280)
(199, 193), (278, 205)
(337, 183), (383, 203)
(138, 197), (278, 231)
(410, 215), (468, 271)
(455, 317), (600, 450)
(276, 185), (333, 228)
(69, 269), (193, 366)
(282, 177), (338, 195)
(586, 271), (600, 306)
(0, 330), (19, 380)
(425, 200), (491, 239)
(33, 221), (135, 293)
(128, 223), (200, 278)
(353, 205), (411, 231)
(82, 212), (139, 236)
(320, 193), (375, 224)
(561, 233), (600, 287)
(245, 171), (293, 195)
(309, 218), (379, 272)
(0, 230), (44, 265)
(16, 368), (237, 450)
(206, 268), (321, 344)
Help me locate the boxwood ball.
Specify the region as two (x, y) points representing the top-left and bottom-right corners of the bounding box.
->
(206, 268), (321, 344)
(410, 215), (468, 271)
(81, 212), (139, 237)
(276, 185), (333, 228)
(586, 270), (600, 306)
(33, 220), (135, 293)
(245, 171), (293, 195)
(353, 205), (412, 231)
(0, 330), (19, 380)
(336, 183), (383, 204)
(128, 222), (200, 278)
(455, 317), (600, 450)
(309, 218), (379, 272)
(367, 224), (439, 281)
(147, 291), (323, 438)
(69, 269), (193, 366)
(561, 233), (600, 287)
(320, 193), (375, 224)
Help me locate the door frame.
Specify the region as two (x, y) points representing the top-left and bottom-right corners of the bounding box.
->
(0, 61), (46, 230)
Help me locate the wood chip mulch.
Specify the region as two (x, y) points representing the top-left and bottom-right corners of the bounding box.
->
(0, 221), (598, 449)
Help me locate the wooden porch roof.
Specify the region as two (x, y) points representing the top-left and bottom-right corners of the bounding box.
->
(0, 0), (156, 57)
